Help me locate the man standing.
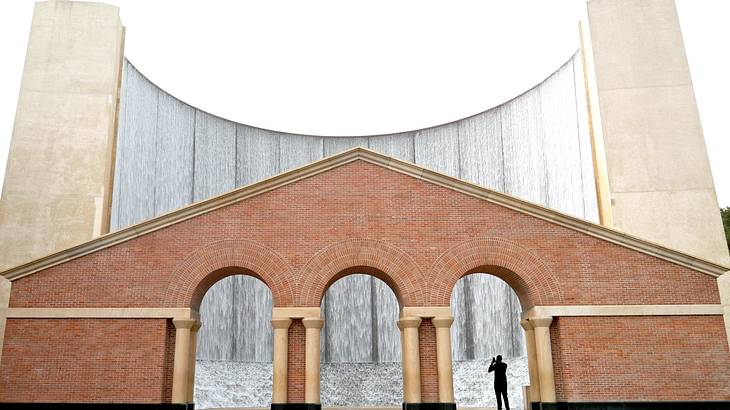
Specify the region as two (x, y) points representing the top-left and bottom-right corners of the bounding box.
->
(488, 355), (509, 410)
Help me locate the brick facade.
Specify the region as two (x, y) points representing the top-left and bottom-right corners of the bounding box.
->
(1, 158), (728, 404)
(418, 319), (438, 402)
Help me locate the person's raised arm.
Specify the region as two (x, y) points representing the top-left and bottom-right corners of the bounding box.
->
(488, 357), (496, 372)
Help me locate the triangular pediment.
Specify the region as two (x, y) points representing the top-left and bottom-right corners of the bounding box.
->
(2, 147), (728, 281)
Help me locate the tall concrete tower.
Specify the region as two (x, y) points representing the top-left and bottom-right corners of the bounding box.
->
(585, 0), (729, 265)
(0, 1), (124, 270)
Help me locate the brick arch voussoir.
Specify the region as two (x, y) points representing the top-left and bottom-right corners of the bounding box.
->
(428, 237), (563, 308)
(163, 239), (296, 308)
(298, 238), (426, 307)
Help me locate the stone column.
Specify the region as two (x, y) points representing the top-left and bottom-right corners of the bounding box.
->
(398, 316), (422, 404)
(0, 276), (10, 366)
(530, 317), (556, 403)
(719, 272), (730, 349)
(432, 316), (455, 403)
(0, 0), (125, 270)
(586, 0), (730, 266)
(172, 318), (196, 403)
(303, 317), (325, 404)
(520, 319), (541, 403)
(272, 318), (293, 404)
(186, 321), (202, 403)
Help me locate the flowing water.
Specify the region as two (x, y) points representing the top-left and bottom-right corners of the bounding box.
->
(112, 51), (596, 406)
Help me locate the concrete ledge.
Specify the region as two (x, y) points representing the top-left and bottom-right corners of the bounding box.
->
(1, 307), (197, 320)
(272, 307), (321, 319)
(538, 402), (730, 410)
(522, 304), (724, 318)
(401, 306), (452, 318)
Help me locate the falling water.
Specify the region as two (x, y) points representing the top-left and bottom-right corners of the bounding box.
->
(113, 52), (594, 406)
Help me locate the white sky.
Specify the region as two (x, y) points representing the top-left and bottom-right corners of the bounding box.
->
(0, 0), (728, 207)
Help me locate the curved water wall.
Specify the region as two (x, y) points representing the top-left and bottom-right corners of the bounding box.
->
(111, 52), (596, 362)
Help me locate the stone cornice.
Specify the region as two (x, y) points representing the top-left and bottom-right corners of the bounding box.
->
(2, 147), (728, 281)
(522, 304), (724, 318)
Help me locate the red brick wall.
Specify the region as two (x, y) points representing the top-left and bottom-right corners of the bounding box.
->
(551, 316), (730, 401)
(288, 320), (305, 403)
(2, 160), (727, 403)
(0, 319), (174, 403)
(8, 161), (721, 311)
(419, 319), (438, 402)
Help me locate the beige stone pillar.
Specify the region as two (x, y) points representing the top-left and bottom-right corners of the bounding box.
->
(272, 318), (293, 404)
(520, 318), (541, 403)
(719, 272), (730, 349)
(0, 276), (10, 366)
(172, 318), (196, 403)
(432, 316), (454, 403)
(186, 321), (202, 403)
(530, 317), (556, 403)
(398, 316), (422, 403)
(585, 0), (730, 266)
(0, 0), (125, 270)
(303, 317), (324, 404)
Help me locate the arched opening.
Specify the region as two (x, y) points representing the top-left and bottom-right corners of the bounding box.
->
(319, 269), (402, 406)
(193, 272), (274, 409)
(450, 272), (528, 409)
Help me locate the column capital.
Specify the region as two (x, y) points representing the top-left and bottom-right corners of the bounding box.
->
(272, 318), (293, 329)
(529, 316), (553, 328)
(520, 318), (533, 331)
(302, 317), (324, 329)
(172, 318), (197, 330)
(397, 316), (422, 330)
(191, 320), (202, 332)
(432, 316), (454, 328)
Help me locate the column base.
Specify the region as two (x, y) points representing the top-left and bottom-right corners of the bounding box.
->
(535, 402), (730, 410)
(403, 403), (456, 410)
(271, 403), (321, 410)
(0, 404), (193, 409)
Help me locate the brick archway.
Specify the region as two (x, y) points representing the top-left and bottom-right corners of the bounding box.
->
(428, 237), (563, 308)
(163, 239), (296, 309)
(297, 238), (427, 307)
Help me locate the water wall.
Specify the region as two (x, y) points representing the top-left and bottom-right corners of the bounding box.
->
(112, 52), (596, 362)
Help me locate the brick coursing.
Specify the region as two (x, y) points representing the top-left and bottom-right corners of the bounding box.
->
(551, 316), (730, 401)
(288, 320), (306, 402)
(1, 160), (727, 403)
(419, 319), (439, 402)
(0, 319), (174, 403)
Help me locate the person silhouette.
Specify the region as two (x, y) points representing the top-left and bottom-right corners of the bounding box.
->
(488, 355), (509, 410)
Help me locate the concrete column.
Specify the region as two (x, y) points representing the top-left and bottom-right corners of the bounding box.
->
(530, 317), (556, 403)
(0, 0), (125, 270)
(272, 318), (293, 404)
(520, 318), (541, 403)
(585, 0), (730, 266)
(172, 318), (196, 404)
(0, 276), (10, 366)
(302, 317), (324, 404)
(186, 321), (202, 403)
(432, 316), (454, 403)
(398, 316), (422, 403)
(719, 272), (730, 349)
